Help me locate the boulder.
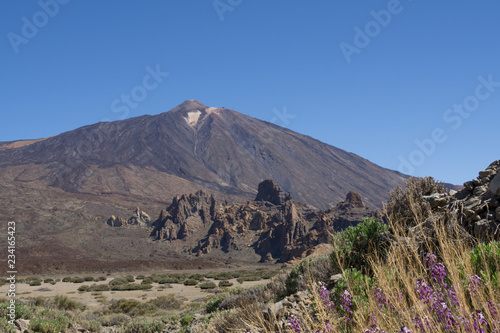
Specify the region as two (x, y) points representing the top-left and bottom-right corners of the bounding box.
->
(489, 174), (500, 196)
(15, 319), (30, 332)
(423, 193), (448, 209)
(473, 219), (495, 241)
(255, 180), (292, 205)
(344, 191), (365, 208)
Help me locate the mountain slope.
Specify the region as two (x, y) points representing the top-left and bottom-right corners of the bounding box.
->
(0, 100), (406, 209)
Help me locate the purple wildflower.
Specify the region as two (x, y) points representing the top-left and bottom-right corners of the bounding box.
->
(289, 314), (301, 332)
(319, 285), (335, 310)
(340, 288), (354, 322)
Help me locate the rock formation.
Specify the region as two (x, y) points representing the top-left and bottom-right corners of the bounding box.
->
(254, 179), (292, 205)
(142, 180), (374, 262)
(422, 160), (500, 241)
(106, 207), (151, 228)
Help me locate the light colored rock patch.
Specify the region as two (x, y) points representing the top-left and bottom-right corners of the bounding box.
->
(205, 107), (220, 114)
(185, 110), (202, 127)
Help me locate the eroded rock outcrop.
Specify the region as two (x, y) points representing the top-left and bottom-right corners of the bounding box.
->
(255, 179), (292, 205)
(422, 160), (500, 240)
(106, 207), (151, 228)
(147, 180), (374, 262)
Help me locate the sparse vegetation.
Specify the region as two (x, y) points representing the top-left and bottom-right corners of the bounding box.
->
(199, 281), (217, 290)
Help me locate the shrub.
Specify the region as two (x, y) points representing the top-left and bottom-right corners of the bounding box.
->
(110, 299), (141, 314)
(0, 318), (16, 333)
(108, 277), (128, 286)
(259, 270), (278, 279)
(214, 272), (233, 280)
(83, 276), (94, 281)
(206, 287), (244, 313)
(219, 280), (233, 288)
(82, 319), (101, 332)
(147, 295), (183, 310)
(99, 313), (130, 327)
(43, 278), (54, 284)
(385, 176), (444, 227)
(180, 313), (194, 327)
(92, 284), (110, 292)
(470, 240), (500, 286)
(30, 317), (70, 333)
(78, 285), (90, 292)
(71, 277), (85, 284)
(54, 295), (85, 311)
(141, 277), (153, 284)
(121, 318), (164, 333)
(135, 275), (145, 280)
(97, 276), (107, 281)
(183, 279), (198, 286)
(199, 281), (217, 289)
(62, 277), (71, 282)
(188, 273), (205, 281)
(331, 217), (389, 274)
(129, 303), (158, 317)
(158, 278), (177, 284)
(110, 283), (152, 291)
(124, 275), (135, 282)
(0, 301), (31, 320)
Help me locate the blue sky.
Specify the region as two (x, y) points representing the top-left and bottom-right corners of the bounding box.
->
(1, 1), (499, 185)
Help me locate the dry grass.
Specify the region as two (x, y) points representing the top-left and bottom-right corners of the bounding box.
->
(202, 177), (500, 332)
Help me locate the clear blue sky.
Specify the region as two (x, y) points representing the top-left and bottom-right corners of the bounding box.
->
(1, 1), (499, 185)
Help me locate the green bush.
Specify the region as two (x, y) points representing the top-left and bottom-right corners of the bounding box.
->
(82, 319), (101, 332)
(218, 280), (233, 288)
(92, 284), (110, 292)
(147, 295), (182, 310)
(214, 272), (233, 280)
(110, 299), (141, 314)
(331, 217), (389, 273)
(83, 276), (94, 281)
(43, 278), (54, 284)
(110, 283), (152, 291)
(199, 281), (217, 289)
(121, 318), (164, 333)
(180, 313), (194, 327)
(129, 303), (158, 317)
(97, 276), (107, 281)
(470, 240), (500, 286)
(158, 278), (177, 284)
(78, 285), (91, 292)
(183, 279), (198, 286)
(109, 277), (129, 286)
(30, 317), (70, 333)
(62, 277), (71, 282)
(99, 313), (130, 327)
(259, 270), (278, 279)
(141, 277), (153, 284)
(333, 268), (374, 313)
(54, 295), (85, 311)
(71, 277), (85, 284)
(188, 273), (205, 281)
(0, 317), (16, 333)
(135, 275), (145, 280)
(125, 275), (135, 282)
(0, 301), (31, 320)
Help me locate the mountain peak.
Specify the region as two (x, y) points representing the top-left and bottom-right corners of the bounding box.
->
(174, 100), (208, 112)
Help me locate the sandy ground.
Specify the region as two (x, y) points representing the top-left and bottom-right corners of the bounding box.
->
(0, 273), (271, 310)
